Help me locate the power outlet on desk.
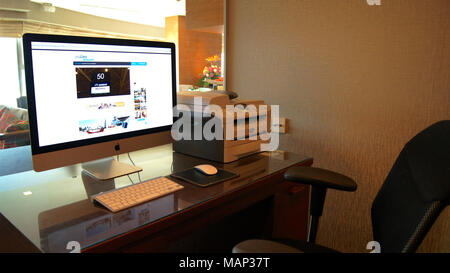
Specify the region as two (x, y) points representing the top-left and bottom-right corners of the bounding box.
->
(273, 118), (289, 134)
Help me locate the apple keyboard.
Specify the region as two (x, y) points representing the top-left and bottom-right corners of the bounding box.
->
(93, 176), (184, 212)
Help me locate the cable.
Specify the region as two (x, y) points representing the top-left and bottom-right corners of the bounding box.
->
(117, 154), (135, 184)
(127, 174), (135, 184)
(127, 152), (136, 165)
(128, 152), (142, 183)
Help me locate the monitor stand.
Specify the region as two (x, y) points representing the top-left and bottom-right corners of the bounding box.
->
(81, 157), (142, 181)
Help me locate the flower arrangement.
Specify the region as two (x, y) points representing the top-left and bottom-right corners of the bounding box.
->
(202, 64), (221, 80)
(196, 55), (223, 87)
(205, 55), (221, 63)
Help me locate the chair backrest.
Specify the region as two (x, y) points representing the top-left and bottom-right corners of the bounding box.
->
(371, 120), (450, 253)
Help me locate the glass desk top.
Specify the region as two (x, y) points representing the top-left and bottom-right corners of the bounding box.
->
(0, 144), (312, 252)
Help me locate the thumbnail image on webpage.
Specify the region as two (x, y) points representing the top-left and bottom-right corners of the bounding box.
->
(75, 67), (131, 98)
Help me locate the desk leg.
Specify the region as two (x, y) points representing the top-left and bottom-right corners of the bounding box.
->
(271, 181), (310, 241)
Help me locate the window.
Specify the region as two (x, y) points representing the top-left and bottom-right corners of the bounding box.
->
(0, 37), (22, 107)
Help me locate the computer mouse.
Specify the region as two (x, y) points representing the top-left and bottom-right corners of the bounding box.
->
(194, 164), (218, 176)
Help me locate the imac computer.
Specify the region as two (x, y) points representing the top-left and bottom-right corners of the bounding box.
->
(22, 34), (176, 180)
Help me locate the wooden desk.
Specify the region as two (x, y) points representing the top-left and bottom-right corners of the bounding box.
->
(0, 145), (312, 253)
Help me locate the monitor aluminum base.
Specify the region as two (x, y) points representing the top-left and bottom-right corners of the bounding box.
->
(82, 157), (142, 181)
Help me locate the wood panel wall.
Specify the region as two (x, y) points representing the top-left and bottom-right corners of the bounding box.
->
(226, 0), (449, 252)
(165, 16), (222, 85)
(186, 0), (224, 33)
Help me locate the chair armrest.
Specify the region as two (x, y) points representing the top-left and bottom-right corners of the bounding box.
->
(284, 166), (357, 192)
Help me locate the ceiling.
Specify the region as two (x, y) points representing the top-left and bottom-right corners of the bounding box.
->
(30, 0), (186, 27)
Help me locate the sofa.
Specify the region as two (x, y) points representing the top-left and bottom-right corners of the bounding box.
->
(0, 105), (30, 149)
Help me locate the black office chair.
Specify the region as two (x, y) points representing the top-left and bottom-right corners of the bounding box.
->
(233, 120), (450, 253)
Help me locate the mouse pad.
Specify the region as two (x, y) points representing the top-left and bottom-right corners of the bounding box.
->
(170, 168), (239, 187)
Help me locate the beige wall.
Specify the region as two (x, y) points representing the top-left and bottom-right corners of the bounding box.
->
(226, 0), (449, 252)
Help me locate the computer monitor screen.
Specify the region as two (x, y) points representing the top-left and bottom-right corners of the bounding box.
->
(23, 34), (176, 173)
